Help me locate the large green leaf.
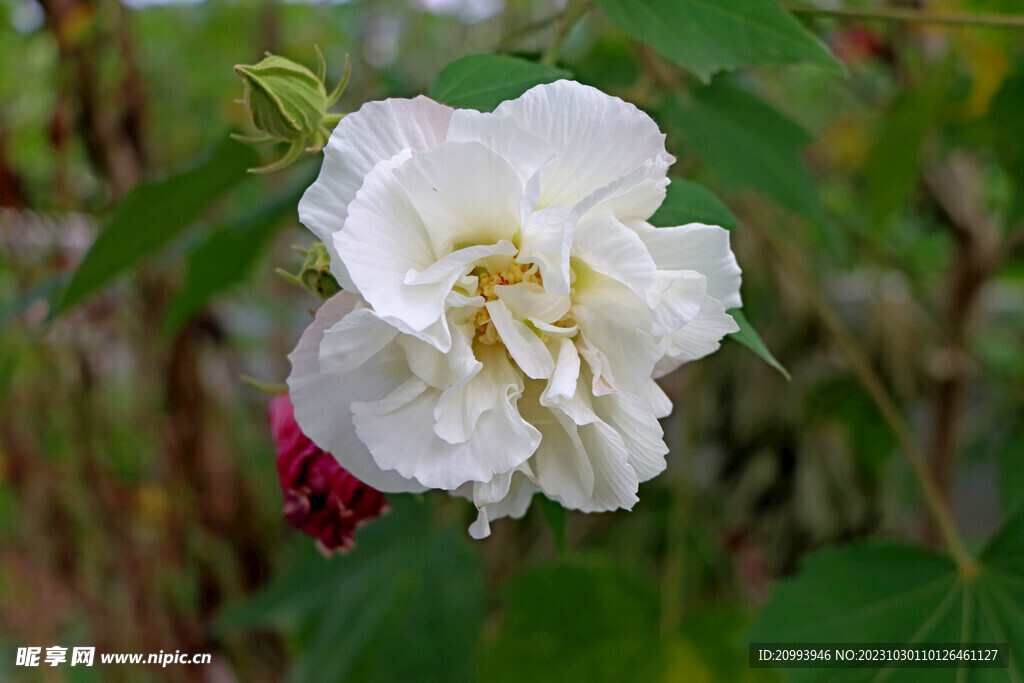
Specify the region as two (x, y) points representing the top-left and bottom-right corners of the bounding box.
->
(664, 80), (824, 223)
(161, 179), (307, 335)
(595, 0), (843, 82)
(479, 559), (663, 683)
(430, 54), (571, 112)
(747, 507), (1024, 681)
(987, 68), (1024, 221)
(650, 177), (738, 229)
(864, 61), (953, 225)
(997, 419), (1024, 515)
(52, 138), (258, 316)
(217, 497), (485, 683)
(728, 309), (790, 380)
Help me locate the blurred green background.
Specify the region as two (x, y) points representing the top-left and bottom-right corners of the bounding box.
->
(1, 0), (1023, 680)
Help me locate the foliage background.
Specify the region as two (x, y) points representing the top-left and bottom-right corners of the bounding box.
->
(1, 0), (1022, 680)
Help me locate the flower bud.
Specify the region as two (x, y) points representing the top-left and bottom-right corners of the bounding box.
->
(234, 55), (327, 142)
(233, 49), (350, 173)
(277, 241), (341, 300)
(269, 394), (386, 554)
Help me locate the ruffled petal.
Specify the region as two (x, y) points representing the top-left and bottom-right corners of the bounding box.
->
(446, 109), (554, 188)
(649, 270), (707, 337)
(319, 306), (399, 373)
(654, 297), (740, 377)
(335, 151), (444, 339)
(394, 141), (524, 255)
(572, 274), (661, 393)
(287, 292), (427, 493)
(639, 222), (743, 310)
(485, 299), (555, 380)
(351, 347), (540, 490)
(493, 282), (571, 325)
(517, 204), (575, 295)
(495, 80), (671, 208)
(299, 96), (453, 286)
(572, 211), (658, 305)
(593, 391), (668, 482)
(468, 470), (538, 539)
(576, 419), (640, 512)
(575, 157), (672, 225)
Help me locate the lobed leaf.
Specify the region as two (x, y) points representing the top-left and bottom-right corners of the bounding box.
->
(430, 54), (571, 112)
(748, 506), (1024, 681)
(595, 0), (843, 82)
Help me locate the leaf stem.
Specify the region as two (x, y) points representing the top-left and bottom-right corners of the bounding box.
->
(754, 219), (977, 575)
(784, 2), (1024, 29)
(540, 0), (593, 66)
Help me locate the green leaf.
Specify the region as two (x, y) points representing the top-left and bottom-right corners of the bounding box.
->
(161, 178), (307, 335)
(217, 497), (485, 683)
(664, 80), (824, 223)
(430, 54), (571, 112)
(670, 605), (782, 682)
(747, 507), (1024, 681)
(865, 60), (954, 225)
(997, 419), (1024, 515)
(986, 68), (1024, 221)
(52, 137), (259, 316)
(480, 559), (663, 683)
(595, 0), (843, 82)
(728, 309), (790, 380)
(650, 177), (738, 229)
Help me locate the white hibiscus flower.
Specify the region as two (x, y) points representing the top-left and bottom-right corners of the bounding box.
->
(288, 80), (741, 538)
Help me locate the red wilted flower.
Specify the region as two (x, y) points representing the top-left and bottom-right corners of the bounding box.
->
(269, 394), (387, 553)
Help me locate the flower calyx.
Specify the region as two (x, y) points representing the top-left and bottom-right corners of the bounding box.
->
(233, 47), (350, 173)
(277, 241), (341, 301)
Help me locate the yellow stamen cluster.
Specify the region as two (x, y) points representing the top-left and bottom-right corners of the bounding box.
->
(472, 260), (542, 345)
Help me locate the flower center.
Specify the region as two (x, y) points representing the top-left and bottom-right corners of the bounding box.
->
(472, 259), (542, 345)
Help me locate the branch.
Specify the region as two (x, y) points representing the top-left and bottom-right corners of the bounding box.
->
(751, 215), (977, 576)
(784, 2), (1024, 29)
(540, 0), (593, 66)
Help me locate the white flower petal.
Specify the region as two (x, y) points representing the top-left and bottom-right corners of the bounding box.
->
(446, 109), (554, 187)
(543, 336), (580, 402)
(576, 419), (639, 512)
(650, 270), (707, 336)
(636, 378), (673, 419)
(287, 292), (426, 493)
(531, 412), (595, 509)
(517, 204), (574, 295)
(319, 306), (399, 373)
(639, 223), (743, 310)
(485, 299), (555, 380)
(573, 275), (661, 393)
(493, 281), (571, 324)
(335, 152), (449, 342)
(573, 211), (659, 305)
(468, 470), (537, 539)
(395, 141), (524, 255)
(495, 80), (670, 208)
(299, 96), (453, 286)
(575, 156), (672, 225)
(593, 391), (668, 482)
(351, 349), (540, 489)
(654, 297), (740, 377)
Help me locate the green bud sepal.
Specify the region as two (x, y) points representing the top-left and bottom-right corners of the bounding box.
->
(276, 242), (341, 301)
(233, 47), (351, 173)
